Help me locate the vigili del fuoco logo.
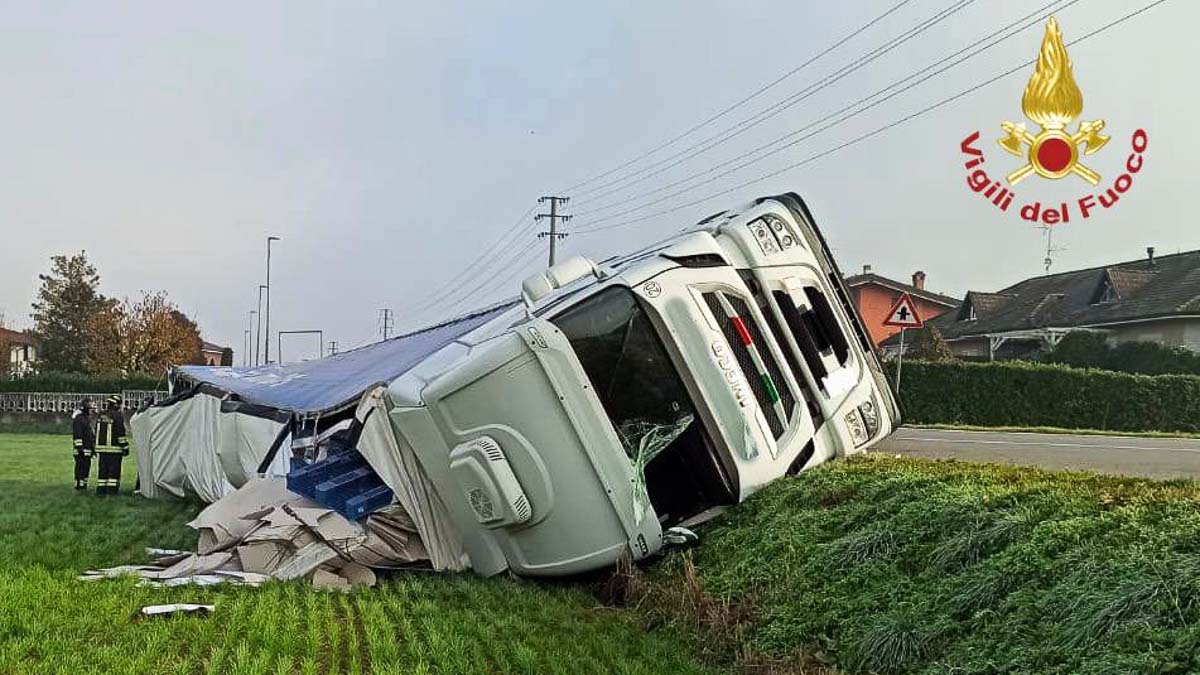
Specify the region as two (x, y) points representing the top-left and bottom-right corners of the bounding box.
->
(960, 17), (1147, 224)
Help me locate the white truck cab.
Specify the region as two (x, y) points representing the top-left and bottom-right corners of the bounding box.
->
(386, 193), (898, 577)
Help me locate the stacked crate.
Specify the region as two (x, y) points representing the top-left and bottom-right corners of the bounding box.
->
(286, 450), (394, 520)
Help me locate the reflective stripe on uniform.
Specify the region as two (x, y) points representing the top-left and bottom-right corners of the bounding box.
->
(73, 440), (83, 447)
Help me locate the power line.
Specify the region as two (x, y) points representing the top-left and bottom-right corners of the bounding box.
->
(570, 0), (978, 203)
(407, 212), (540, 323)
(559, 0), (915, 195)
(573, 0), (1170, 236)
(407, 204), (537, 314)
(572, 0), (1077, 228)
(442, 242), (545, 317)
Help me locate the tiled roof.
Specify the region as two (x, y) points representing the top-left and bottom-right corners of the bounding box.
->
(0, 327), (38, 346)
(883, 249), (1200, 344)
(844, 273), (961, 307)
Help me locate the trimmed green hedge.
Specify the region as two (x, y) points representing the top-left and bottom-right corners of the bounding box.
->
(0, 372), (163, 393)
(895, 360), (1200, 433)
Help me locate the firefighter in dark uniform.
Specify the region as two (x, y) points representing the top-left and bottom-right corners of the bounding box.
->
(71, 400), (96, 490)
(94, 394), (130, 495)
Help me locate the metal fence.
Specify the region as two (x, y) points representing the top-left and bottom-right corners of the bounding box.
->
(0, 390), (168, 413)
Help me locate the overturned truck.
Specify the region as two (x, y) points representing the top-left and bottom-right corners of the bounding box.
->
(132, 194), (899, 577)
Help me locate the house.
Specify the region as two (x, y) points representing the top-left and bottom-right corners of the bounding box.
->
(1, 327), (39, 376)
(884, 248), (1200, 360)
(844, 266), (961, 346)
(200, 341), (230, 367)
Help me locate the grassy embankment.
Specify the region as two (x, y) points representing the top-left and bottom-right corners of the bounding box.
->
(7, 432), (1200, 674)
(633, 455), (1200, 674)
(0, 434), (712, 674)
(908, 423), (1200, 439)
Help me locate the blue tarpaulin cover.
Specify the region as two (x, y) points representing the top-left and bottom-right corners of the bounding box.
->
(176, 303), (515, 415)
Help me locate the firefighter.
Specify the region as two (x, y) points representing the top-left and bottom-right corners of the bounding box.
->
(71, 399), (96, 490)
(94, 394), (130, 495)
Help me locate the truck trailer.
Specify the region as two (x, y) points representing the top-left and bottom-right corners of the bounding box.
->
(132, 192), (899, 577)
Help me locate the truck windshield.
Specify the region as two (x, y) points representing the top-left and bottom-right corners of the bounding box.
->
(551, 286), (735, 525)
(551, 287), (693, 442)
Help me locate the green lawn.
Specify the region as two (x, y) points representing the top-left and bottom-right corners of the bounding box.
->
(0, 434), (713, 675)
(640, 455), (1200, 674)
(908, 423), (1200, 439)
(11, 433), (1200, 674)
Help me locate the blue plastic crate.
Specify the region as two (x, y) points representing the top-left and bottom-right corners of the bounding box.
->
(285, 449), (394, 520)
(344, 485), (395, 520)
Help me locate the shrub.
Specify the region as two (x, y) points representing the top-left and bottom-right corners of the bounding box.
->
(894, 359), (1200, 433)
(906, 325), (956, 362)
(1046, 331), (1200, 375)
(1046, 331), (1110, 369)
(1108, 340), (1200, 375)
(0, 371), (163, 393)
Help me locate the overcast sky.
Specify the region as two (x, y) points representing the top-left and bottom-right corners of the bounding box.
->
(2, 0), (1195, 359)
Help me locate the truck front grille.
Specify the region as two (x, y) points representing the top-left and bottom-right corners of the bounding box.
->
(702, 291), (796, 438)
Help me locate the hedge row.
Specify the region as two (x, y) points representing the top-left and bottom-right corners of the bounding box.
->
(894, 359), (1200, 434)
(0, 372), (164, 393)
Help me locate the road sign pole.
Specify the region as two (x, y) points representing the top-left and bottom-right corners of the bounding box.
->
(896, 327), (906, 394)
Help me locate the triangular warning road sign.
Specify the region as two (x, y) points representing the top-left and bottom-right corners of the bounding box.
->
(883, 292), (924, 328)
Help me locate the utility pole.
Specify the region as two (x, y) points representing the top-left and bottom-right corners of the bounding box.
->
(535, 196), (571, 267)
(328, 341), (339, 357)
(378, 309), (394, 340)
(264, 236), (281, 364)
(243, 330), (251, 366)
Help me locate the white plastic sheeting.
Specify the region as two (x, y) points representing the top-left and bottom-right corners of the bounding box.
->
(354, 387), (468, 571)
(131, 393), (288, 502)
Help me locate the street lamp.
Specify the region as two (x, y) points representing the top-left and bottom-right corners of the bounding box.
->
(243, 329), (251, 366)
(249, 310), (258, 366)
(264, 236), (281, 364)
(255, 285), (266, 366)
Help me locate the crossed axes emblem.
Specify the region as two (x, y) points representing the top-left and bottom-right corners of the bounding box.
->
(998, 119), (1109, 185)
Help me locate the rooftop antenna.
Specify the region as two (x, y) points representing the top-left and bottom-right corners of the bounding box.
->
(1039, 225), (1066, 273)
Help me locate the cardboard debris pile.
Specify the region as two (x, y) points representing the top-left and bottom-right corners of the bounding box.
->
(81, 477), (428, 591)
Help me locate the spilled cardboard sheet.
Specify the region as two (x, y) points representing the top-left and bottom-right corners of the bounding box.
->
(84, 477), (426, 589)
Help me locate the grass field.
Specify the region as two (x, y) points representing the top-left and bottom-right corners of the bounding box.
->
(0, 434), (713, 675)
(637, 455), (1200, 674)
(8, 432), (1200, 674)
(908, 423), (1200, 439)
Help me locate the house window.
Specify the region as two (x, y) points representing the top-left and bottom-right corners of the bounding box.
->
(1095, 280), (1118, 304)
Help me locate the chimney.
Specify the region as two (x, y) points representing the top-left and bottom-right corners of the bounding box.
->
(863, 264), (872, 275)
(1147, 246), (1156, 268)
(912, 270), (926, 290)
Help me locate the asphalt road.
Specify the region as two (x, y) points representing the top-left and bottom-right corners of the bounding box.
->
(877, 427), (1200, 480)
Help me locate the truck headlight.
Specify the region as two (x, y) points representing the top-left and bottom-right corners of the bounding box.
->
(746, 215), (798, 256)
(845, 395), (881, 448)
(845, 408), (869, 447)
(748, 219), (780, 255)
(859, 395), (881, 439)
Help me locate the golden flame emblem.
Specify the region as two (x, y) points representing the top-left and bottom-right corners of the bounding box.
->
(999, 17), (1109, 185)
